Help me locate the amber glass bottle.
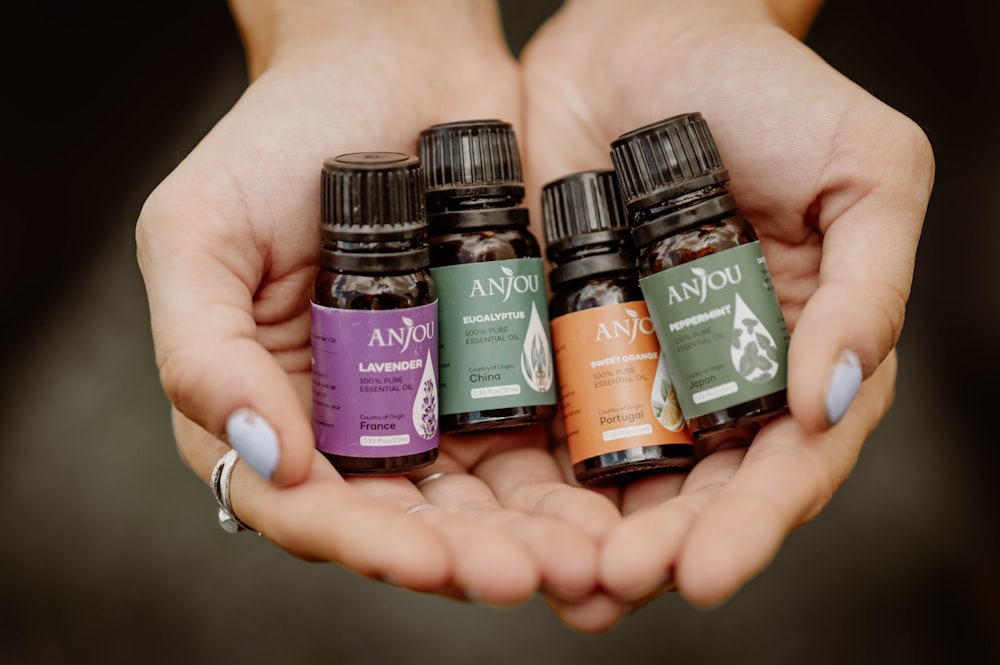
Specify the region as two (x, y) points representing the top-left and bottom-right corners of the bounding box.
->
(311, 152), (439, 474)
(419, 119), (557, 434)
(610, 113), (790, 440)
(544, 169), (693, 484)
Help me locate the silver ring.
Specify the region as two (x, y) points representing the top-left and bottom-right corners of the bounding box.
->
(210, 449), (258, 535)
(414, 471), (449, 488)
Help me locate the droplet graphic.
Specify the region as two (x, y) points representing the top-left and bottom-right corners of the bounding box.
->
(411, 349), (438, 440)
(730, 293), (780, 383)
(650, 353), (686, 432)
(520, 302), (553, 392)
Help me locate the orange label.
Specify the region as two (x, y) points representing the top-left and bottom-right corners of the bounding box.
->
(550, 302), (692, 464)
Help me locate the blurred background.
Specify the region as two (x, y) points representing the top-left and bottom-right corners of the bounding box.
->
(1, 1), (996, 663)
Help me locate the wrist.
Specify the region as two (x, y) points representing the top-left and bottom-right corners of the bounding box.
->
(228, 0), (510, 79)
(555, 0), (820, 39)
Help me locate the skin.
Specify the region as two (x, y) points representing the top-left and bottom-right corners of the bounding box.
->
(135, 0), (933, 634)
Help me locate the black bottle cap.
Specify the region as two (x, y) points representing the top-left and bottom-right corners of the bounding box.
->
(610, 112), (729, 218)
(321, 152), (426, 244)
(418, 119), (525, 209)
(541, 169), (637, 289)
(542, 169), (630, 257)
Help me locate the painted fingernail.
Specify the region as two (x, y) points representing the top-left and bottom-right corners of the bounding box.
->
(825, 350), (862, 426)
(225, 408), (280, 480)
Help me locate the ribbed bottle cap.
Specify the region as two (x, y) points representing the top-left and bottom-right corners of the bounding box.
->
(418, 119), (524, 207)
(321, 152), (425, 243)
(610, 112), (729, 217)
(542, 169), (629, 254)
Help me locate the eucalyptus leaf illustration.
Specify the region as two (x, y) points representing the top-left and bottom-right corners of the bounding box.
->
(402, 316), (413, 327)
(501, 266), (514, 277)
(520, 302), (553, 392)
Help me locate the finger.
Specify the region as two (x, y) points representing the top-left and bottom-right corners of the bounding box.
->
(786, 112), (932, 433)
(676, 354), (897, 607)
(543, 591), (630, 635)
(599, 448), (746, 601)
(137, 180), (316, 487)
(351, 472), (541, 607)
(174, 412), (452, 592)
(472, 440), (626, 601)
(413, 461), (596, 603)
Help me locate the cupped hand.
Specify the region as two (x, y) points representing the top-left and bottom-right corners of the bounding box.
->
(519, 0), (933, 607)
(136, 1), (625, 633)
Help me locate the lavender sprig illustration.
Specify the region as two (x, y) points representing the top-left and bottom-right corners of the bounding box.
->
(419, 378), (437, 439)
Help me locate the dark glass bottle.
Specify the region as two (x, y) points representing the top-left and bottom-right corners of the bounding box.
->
(543, 169), (694, 485)
(418, 119), (557, 434)
(311, 152), (439, 474)
(610, 112), (790, 440)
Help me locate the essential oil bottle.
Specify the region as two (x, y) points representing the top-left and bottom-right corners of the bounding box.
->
(610, 112), (790, 440)
(418, 119), (557, 433)
(543, 169), (694, 485)
(310, 152), (439, 474)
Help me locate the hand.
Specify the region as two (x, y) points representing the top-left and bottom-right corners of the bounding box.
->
(519, 0), (932, 607)
(136, 0), (624, 633)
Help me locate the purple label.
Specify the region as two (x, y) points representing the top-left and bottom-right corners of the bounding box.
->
(311, 301), (439, 458)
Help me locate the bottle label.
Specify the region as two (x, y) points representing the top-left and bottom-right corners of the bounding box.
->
(310, 302), (439, 458)
(550, 301), (692, 465)
(430, 258), (557, 414)
(639, 241), (789, 419)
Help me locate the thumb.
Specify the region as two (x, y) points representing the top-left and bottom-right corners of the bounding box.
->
(136, 203), (315, 488)
(787, 123), (933, 433)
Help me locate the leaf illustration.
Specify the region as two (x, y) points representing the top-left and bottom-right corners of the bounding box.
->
(501, 266), (514, 277)
(626, 309), (638, 319)
(756, 332), (777, 362)
(691, 267), (707, 278)
(402, 316), (413, 327)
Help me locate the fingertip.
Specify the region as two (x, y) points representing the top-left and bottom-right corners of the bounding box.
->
(600, 512), (677, 601)
(823, 349), (862, 426)
(225, 406), (314, 487)
(544, 591), (629, 635)
(673, 497), (785, 609)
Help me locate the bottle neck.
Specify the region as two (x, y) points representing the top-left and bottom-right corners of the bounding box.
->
(320, 237), (429, 273)
(426, 191), (523, 214)
(426, 200), (530, 235)
(630, 185), (736, 249)
(547, 230), (637, 291)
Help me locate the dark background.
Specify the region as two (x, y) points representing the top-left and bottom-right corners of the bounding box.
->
(1, 1), (996, 663)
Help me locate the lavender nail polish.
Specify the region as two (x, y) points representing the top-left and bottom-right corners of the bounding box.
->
(825, 350), (863, 425)
(226, 407), (280, 480)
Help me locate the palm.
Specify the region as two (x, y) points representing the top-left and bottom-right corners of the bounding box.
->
(149, 39), (635, 633)
(518, 7), (923, 606)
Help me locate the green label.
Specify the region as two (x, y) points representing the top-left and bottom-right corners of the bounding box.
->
(639, 242), (789, 419)
(431, 258), (557, 414)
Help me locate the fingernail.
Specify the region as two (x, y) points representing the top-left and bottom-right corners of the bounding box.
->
(825, 350), (862, 425)
(226, 408), (280, 480)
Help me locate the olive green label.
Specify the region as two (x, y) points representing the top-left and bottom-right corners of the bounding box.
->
(430, 258), (557, 414)
(639, 242), (789, 419)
